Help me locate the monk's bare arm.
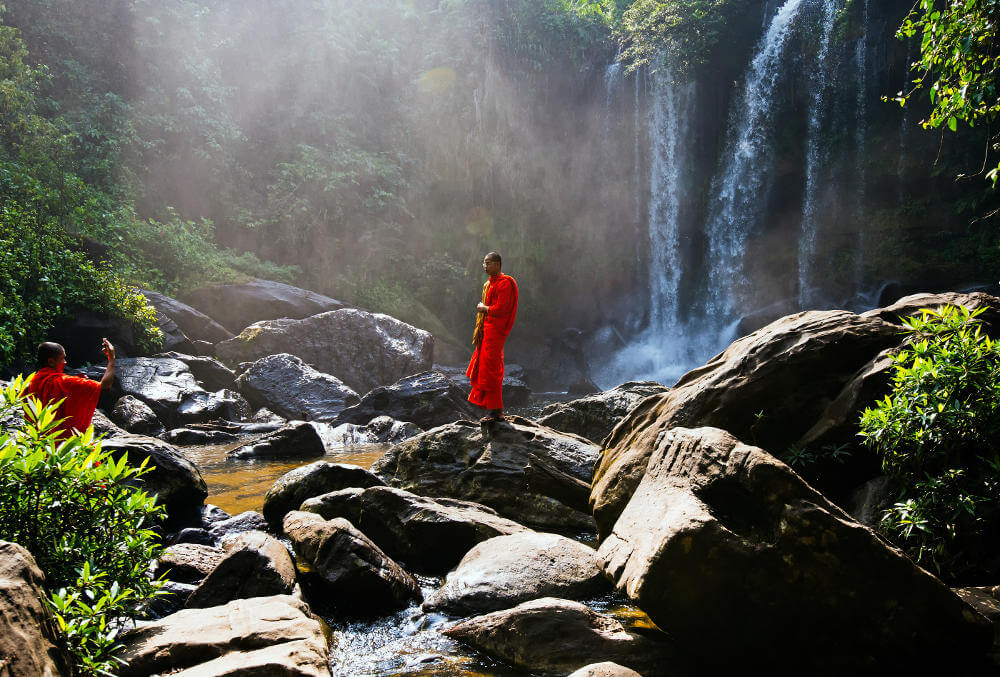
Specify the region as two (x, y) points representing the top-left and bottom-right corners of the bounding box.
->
(99, 338), (116, 391)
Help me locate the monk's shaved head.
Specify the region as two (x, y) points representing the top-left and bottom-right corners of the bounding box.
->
(485, 251), (501, 265)
(37, 342), (65, 367)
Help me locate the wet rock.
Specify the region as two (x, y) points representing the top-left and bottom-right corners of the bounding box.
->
(208, 510), (269, 541)
(111, 395), (163, 436)
(176, 388), (252, 424)
(100, 433), (208, 523)
(112, 356), (200, 425)
(0, 541), (70, 676)
(373, 417), (598, 531)
(597, 426), (993, 671)
(252, 407), (286, 425)
(364, 415), (423, 444)
(263, 461), (385, 529)
(309, 486), (530, 574)
(567, 377), (600, 396)
(862, 291), (1000, 332)
(173, 528), (216, 546)
(437, 367), (531, 407)
(117, 595), (329, 677)
(537, 381), (669, 445)
(158, 352), (238, 392)
(216, 308), (433, 394)
(423, 531), (608, 615)
(228, 421), (325, 460)
(334, 371), (477, 429)
(164, 427), (240, 445)
(182, 278), (346, 334)
(591, 309), (903, 536)
(186, 531), (297, 608)
(91, 408), (125, 437)
(443, 598), (679, 676)
(568, 662), (643, 677)
(198, 503), (232, 526)
(236, 353), (359, 421)
(143, 289), (234, 343)
(148, 580), (196, 618)
(152, 543), (225, 584)
(283, 511), (421, 613)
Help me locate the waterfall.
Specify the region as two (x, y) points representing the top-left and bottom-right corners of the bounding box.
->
(852, 0), (870, 293)
(703, 0), (807, 320)
(798, 0), (838, 309)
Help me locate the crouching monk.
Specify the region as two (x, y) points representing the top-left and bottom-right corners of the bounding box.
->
(25, 339), (116, 439)
(466, 251), (518, 423)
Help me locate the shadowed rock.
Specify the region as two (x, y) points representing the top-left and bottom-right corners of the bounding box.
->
(158, 352), (238, 392)
(143, 289), (234, 344)
(568, 662), (643, 677)
(236, 353), (359, 422)
(186, 531), (296, 608)
(111, 395), (163, 436)
(537, 381), (669, 445)
(263, 461), (385, 529)
(228, 421), (325, 460)
(334, 371), (478, 429)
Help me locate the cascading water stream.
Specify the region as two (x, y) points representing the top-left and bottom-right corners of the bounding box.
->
(852, 0), (870, 293)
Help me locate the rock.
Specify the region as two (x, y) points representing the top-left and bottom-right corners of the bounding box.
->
(181, 278), (346, 334)
(111, 395), (163, 436)
(117, 595), (329, 677)
(186, 531), (297, 608)
(158, 352), (238, 392)
(537, 381), (669, 445)
(173, 528), (217, 546)
(143, 289), (234, 343)
(861, 291), (1000, 333)
(309, 486), (530, 573)
(0, 541), (70, 675)
(597, 426), (994, 670)
(190, 339), (215, 356)
(263, 462), (386, 529)
(165, 640), (332, 677)
(443, 598), (679, 676)
(236, 353), (359, 421)
(568, 662), (644, 677)
(208, 510), (269, 541)
(100, 433), (208, 523)
(228, 421), (325, 460)
(334, 371), (478, 428)
(423, 531), (608, 615)
(363, 416), (423, 444)
(148, 303), (195, 354)
(112, 357), (200, 425)
(567, 377), (600, 396)
(164, 427), (239, 445)
(283, 511), (421, 613)
(216, 308), (433, 394)
(176, 388), (252, 424)
(252, 407), (286, 425)
(152, 543), (225, 584)
(91, 408), (125, 437)
(591, 309), (903, 536)
(500, 375), (531, 406)
(148, 580), (197, 618)
(436, 366), (531, 407)
(847, 475), (894, 528)
(373, 417), (599, 531)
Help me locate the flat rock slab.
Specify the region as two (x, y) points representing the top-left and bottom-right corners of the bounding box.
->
(373, 417), (599, 531)
(598, 426), (993, 671)
(118, 595), (329, 677)
(334, 370), (478, 429)
(229, 421), (326, 460)
(236, 353), (359, 422)
(263, 461), (385, 530)
(537, 381), (669, 445)
(283, 511), (421, 613)
(166, 639), (332, 676)
(186, 531), (297, 608)
(443, 598), (682, 676)
(423, 531), (608, 615)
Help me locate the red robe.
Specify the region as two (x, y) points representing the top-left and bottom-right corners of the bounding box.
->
(467, 273), (518, 410)
(24, 366), (102, 439)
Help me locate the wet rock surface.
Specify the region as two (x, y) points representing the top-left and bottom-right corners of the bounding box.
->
(443, 598), (679, 676)
(373, 417), (599, 531)
(228, 421), (326, 460)
(263, 461), (386, 529)
(334, 371), (478, 428)
(597, 426), (993, 670)
(111, 394), (163, 435)
(208, 510), (269, 542)
(236, 353), (360, 421)
(185, 531), (297, 608)
(216, 308), (433, 394)
(424, 531), (608, 615)
(283, 511), (421, 613)
(158, 352), (238, 392)
(537, 380), (669, 444)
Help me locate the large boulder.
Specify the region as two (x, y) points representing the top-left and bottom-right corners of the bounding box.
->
(334, 371), (478, 429)
(597, 426), (993, 671)
(568, 663), (643, 677)
(100, 433), (208, 523)
(305, 485), (530, 573)
(0, 541), (69, 676)
(143, 289), (234, 344)
(215, 308), (433, 394)
(182, 278), (346, 334)
(263, 461), (385, 529)
(110, 395), (163, 436)
(228, 421), (326, 460)
(158, 352), (238, 392)
(373, 417), (599, 531)
(443, 598), (681, 676)
(283, 511), (421, 613)
(236, 353), (359, 422)
(117, 595), (330, 677)
(537, 381), (669, 445)
(186, 531), (297, 608)
(152, 543), (226, 584)
(423, 531), (608, 615)
(591, 309), (903, 535)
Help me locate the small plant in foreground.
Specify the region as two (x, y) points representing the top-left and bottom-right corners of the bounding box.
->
(0, 377), (165, 675)
(859, 305), (1000, 580)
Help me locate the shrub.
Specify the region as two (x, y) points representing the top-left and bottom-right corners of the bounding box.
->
(859, 305), (1000, 580)
(0, 378), (165, 675)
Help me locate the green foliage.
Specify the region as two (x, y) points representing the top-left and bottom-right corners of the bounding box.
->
(783, 442), (852, 470)
(859, 305), (1000, 579)
(894, 0), (1000, 187)
(0, 378), (165, 675)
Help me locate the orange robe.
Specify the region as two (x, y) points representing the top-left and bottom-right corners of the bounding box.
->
(467, 273), (518, 410)
(25, 367), (102, 439)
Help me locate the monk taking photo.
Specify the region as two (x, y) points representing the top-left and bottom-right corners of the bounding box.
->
(25, 338), (116, 439)
(466, 251), (518, 423)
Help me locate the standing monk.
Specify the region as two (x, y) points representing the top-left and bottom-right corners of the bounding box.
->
(25, 338), (116, 439)
(467, 251), (518, 423)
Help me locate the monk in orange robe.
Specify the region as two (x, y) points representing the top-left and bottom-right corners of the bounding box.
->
(466, 251), (518, 422)
(25, 339), (116, 439)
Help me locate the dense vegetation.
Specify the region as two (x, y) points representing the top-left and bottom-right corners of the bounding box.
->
(0, 379), (164, 674)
